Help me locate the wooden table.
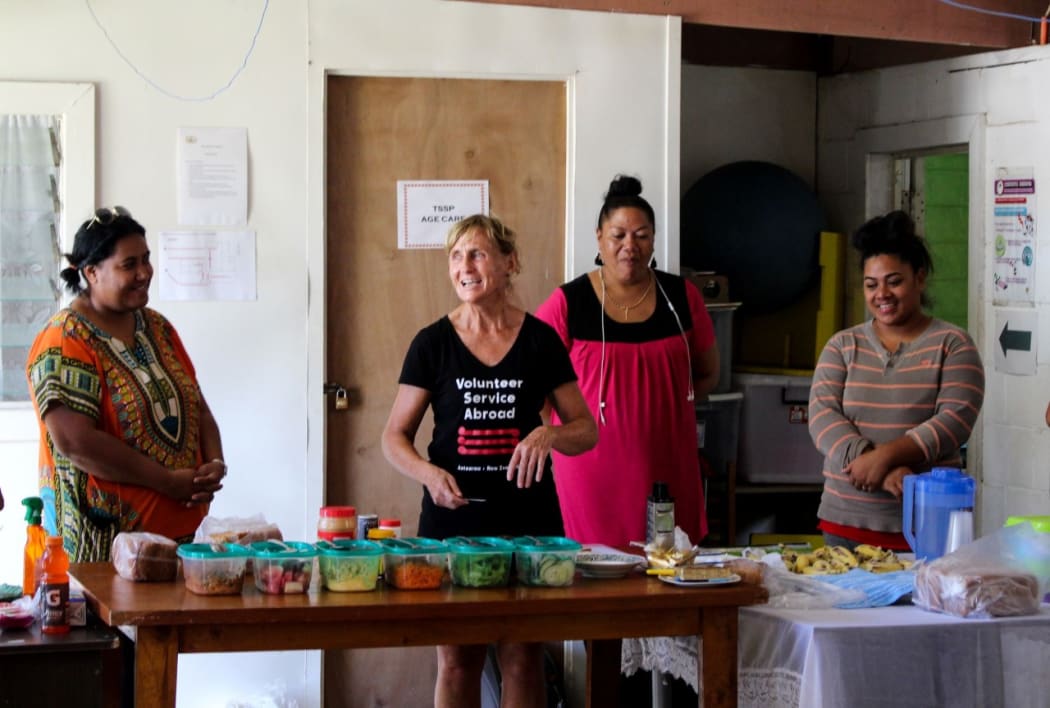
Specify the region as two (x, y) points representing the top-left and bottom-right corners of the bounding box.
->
(71, 563), (766, 708)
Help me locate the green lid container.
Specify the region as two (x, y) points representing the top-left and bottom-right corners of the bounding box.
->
(1005, 516), (1050, 534)
(249, 541), (316, 595)
(176, 543), (250, 595)
(316, 539), (383, 556)
(316, 539), (383, 592)
(445, 537), (515, 588)
(511, 536), (581, 587)
(379, 538), (448, 589)
(379, 537), (448, 554)
(177, 542), (251, 559)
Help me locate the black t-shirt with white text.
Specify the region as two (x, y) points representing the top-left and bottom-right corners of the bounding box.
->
(398, 314), (576, 538)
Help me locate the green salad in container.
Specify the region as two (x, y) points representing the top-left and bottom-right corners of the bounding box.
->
(444, 537), (515, 588)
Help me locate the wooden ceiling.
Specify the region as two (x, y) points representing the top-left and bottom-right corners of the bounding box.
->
(459, 0), (1048, 72)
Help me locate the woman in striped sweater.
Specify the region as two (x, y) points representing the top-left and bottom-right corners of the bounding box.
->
(808, 211), (985, 551)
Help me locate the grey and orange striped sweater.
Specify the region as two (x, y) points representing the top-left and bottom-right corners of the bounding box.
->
(808, 318), (985, 533)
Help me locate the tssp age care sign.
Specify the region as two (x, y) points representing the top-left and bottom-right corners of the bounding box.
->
(397, 180), (490, 249)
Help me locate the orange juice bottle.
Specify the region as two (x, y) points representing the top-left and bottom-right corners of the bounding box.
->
(21, 497), (46, 596)
(40, 536), (70, 635)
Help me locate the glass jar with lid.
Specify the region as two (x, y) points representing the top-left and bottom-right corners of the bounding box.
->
(318, 505), (356, 540)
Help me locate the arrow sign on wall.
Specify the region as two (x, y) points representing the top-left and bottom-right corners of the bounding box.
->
(999, 321), (1032, 356)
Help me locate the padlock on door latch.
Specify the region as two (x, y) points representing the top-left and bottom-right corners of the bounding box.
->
(334, 388), (349, 410)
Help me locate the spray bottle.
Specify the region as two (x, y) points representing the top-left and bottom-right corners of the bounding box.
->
(22, 496), (47, 597)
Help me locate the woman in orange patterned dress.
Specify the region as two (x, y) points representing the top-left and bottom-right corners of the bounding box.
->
(26, 207), (226, 561)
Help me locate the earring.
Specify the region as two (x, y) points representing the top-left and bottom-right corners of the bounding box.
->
(594, 253), (603, 266)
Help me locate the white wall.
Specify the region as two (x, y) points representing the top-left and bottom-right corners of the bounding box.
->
(681, 64), (816, 194)
(818, 45), (1050, 535)
(2, 1), (680, 705)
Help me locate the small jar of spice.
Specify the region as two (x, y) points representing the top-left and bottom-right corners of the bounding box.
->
(378, 518), (402, 538)
(318, 506), (356, 540)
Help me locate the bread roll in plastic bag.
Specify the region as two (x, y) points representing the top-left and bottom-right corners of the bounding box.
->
(194, 513), (283, 546)
(111, 532), (178, 582)
(913, 522), (1050, 618)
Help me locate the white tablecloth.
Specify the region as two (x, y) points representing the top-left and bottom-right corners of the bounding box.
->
(621, 605), (1050, 708)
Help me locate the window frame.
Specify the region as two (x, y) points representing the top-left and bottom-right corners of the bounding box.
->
(0, 82), (94, 426)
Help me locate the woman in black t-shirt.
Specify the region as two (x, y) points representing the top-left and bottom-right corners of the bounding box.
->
(382, 214), (596, 708)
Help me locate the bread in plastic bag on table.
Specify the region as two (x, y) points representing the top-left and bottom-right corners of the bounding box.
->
(913, 521), (1050, 618)
(111, 532), (178, 581)
(194, 513), (283, 545)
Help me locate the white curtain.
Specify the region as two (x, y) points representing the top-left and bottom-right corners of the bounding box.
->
(0, 114), (63, 401)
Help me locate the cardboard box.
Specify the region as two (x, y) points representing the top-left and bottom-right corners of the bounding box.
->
(734, 372), (824, 484)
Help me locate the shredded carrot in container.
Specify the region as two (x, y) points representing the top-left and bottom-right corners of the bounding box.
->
(389, 561), (445, 589)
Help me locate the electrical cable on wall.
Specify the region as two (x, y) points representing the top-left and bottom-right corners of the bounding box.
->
(84, 0), (270, 102)
(936, 0), (1045, 23)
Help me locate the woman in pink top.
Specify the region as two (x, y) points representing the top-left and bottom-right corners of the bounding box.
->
(536, 175), (720, 547)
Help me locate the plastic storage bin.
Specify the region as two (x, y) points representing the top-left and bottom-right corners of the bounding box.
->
(316, 539), (383, 591)
(445, 537), (515, 588)
(381, 538), (448, 589)
(734, 372), (824, 484)
(177, 543), (249, 595)
(695, 391), (743, 477)
(706, 302), (741, 394)
(512, 536), (581, 586)
(250, 541), (316, 594)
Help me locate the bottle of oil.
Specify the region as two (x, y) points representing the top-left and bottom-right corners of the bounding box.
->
(41, 536), (70, 635)
(646, 481), (675, 549)
(21, 496), (46, 597)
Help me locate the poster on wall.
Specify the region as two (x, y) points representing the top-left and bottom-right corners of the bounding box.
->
(991, 167), (1036, 306)
(157, 230), (257, 301)
(396, 180), (489, 249)
(176, 127), (248, 226)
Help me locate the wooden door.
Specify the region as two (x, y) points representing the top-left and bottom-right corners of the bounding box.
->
(325, 76), (566, 707)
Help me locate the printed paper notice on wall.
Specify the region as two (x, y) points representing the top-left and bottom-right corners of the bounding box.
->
(176, 127), (248, 226)
(396, 180), (489, 249)
(991, 167), (1036, 306)
(158, 230), (257, 301)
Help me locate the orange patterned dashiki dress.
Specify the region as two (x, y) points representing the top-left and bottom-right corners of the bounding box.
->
(26, 307), (207, 562)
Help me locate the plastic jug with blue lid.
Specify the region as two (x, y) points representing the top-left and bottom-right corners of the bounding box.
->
(903, 467), (975, 561)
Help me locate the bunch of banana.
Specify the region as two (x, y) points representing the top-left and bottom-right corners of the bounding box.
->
(782, 545), (913, 575)
(854, 544), (911, 573)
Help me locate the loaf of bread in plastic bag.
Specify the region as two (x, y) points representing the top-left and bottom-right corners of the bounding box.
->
(111, 532), (178, 582)
(913, 562), (1039, 618)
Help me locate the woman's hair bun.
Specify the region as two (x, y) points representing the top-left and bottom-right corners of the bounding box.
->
(59, 265), (82, 295)
(606, 174), (643, 199)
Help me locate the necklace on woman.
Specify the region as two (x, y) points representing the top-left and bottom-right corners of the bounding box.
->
(600, 268), (653, 318)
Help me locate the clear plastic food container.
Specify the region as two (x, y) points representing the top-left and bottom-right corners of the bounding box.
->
(316, 539), (383, 592)
(445, 537), (515, 588)
(176, 543), (250, 595)
(250, 541), (317, 594)
(380, 538), (448, 589)
(512, 536), (582, 586)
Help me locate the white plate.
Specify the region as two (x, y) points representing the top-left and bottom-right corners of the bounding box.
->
(658, 573), (741, 588)
(576, 551), (646, 579)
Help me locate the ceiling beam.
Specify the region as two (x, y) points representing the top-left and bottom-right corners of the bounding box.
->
(460, 0), (1045, 48)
